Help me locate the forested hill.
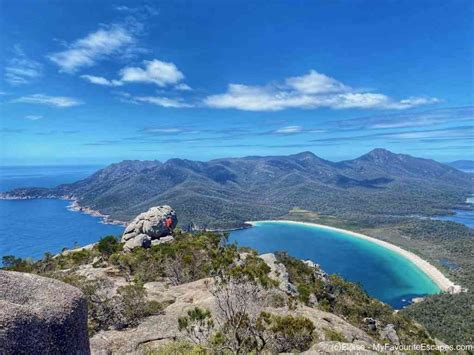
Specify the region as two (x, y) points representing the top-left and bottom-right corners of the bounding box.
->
(2, 149), (472, 229)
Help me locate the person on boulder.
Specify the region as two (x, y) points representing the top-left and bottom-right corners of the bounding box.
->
(165, 216), (173, 228)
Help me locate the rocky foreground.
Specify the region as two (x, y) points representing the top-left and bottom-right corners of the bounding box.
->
(85, 255), (386, 354)
(0, 206), (439, 354)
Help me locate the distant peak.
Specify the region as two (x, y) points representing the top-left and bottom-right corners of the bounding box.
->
(360, 148), (398, 160)
(292, 151), (318, 159)
(367, 148), (394, 156)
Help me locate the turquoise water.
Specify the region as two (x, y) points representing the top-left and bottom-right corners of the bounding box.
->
(0, 166), (123, 261)
(229, 221), (440, 308)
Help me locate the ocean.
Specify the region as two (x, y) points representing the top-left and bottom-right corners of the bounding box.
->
(0, 166), (123, 261)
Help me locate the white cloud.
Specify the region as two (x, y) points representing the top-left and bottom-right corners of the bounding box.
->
(285, 70), (350, 94)
(145, 128), (183, 133)
(13, 94), (83, 107)
(82, 59), (189, 89)
(5, 46), (42, 85)
(131, 95), (192, 108)
(175, 83), (192, 91)
(119, 59), (185, 86)
(48, 25), (135, 73)
(25, 115), (43, 120)
(80, 74), (123, 86)
(274, 125), (303, 134)
(204, 70), (440, 111)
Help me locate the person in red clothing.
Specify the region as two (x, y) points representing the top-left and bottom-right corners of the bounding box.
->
(165, 216), (173, 228)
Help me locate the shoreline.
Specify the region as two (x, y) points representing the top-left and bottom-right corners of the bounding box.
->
(245, 220), (462, 294)
(66, 199), (126, 226)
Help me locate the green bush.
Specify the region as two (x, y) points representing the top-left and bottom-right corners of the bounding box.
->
(97, 235), (122, 256)
(323, 328), (347, 342)
(258, 312), (315, 352)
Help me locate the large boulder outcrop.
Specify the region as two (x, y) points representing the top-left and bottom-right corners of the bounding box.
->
(121, 206), (177, 251)
(0, 270), (90, 354)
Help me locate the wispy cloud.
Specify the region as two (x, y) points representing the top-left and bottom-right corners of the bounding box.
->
(48, 24), (137, 73)
(25, 115), (43, 120)
(204, 70), (440, 111)
(131, 95), (192, 108)
(309, 126), (473, 144)
(12, 94), (83, 107)
(35, 130), (79, 136)
(80, 74), (123, 86)
(273, 125), (304, 134)
(175, 83), (192, 91)
(114, 4), (159, 16)
(142, 127), (184, 133)
(5, 46), (42, 85)
(337, 106), (473, 130)
(384, 126), (473, 140)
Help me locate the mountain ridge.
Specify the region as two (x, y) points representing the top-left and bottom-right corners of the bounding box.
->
(2, 149), (472, 229)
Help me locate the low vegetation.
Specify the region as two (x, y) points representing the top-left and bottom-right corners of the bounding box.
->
(2, 230), (437, 349)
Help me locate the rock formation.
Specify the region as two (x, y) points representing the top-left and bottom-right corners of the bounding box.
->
(88, 253), (381, 353)
(0, 270), (90, 354)
(121, 206), (177, 252)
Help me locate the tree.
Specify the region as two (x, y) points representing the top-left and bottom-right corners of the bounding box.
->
(209, 275), (265, 354)
(178, 307), (215, 345)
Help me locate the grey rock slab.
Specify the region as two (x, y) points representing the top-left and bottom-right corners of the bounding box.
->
(0, 270), (90, 354)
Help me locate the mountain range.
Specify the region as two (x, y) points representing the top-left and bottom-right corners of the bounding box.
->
(2, 149), (472, 229)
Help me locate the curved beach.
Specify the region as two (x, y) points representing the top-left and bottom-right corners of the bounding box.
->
(246, 220), (459, 293)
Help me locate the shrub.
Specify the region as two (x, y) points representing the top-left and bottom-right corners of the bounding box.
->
(258, 312), (315, 353)
(323, 327), (347, 342)
(1, 255), (34, 272)
(147, 341), (206, 355)
(116, 283), (156, 328)
(97, 235), (122, 257)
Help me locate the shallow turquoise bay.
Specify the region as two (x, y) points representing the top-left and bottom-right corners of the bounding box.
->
(229, 221), (440, 308)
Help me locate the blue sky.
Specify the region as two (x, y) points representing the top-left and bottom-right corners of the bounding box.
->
(0, 0), (472, 165)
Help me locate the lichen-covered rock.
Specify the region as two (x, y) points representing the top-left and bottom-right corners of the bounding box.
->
(259, 253), (298, 296)
(123, 233), (152, 252)
(0, 270), (90, 354)
(379, 323), (399, 345)
(121, 206), (177, 251)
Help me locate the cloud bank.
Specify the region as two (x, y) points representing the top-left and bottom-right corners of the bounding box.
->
(204, 70), (439, 111)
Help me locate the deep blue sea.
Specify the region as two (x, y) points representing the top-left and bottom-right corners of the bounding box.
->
(0, 166), (123, 261)
(230, 221), (440, 308)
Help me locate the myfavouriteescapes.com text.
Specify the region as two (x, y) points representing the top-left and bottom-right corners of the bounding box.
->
(330, 343), (474, 352)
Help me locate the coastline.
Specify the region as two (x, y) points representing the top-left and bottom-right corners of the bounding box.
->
(245, 220), (462, 294)
(66, 199), (126, 226)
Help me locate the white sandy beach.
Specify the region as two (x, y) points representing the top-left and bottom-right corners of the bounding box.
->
(246, 220), (460, 293)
